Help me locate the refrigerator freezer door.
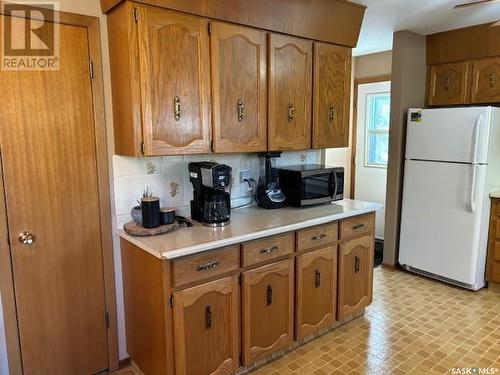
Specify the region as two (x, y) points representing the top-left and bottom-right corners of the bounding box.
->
(399, 160), (487, 287)
(406, 107), (492, 164)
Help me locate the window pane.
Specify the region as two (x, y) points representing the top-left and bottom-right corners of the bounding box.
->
(367, 133), (389, 166)
(367, 94), (390, 131)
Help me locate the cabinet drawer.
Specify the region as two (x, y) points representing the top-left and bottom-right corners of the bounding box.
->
(340, 213), (375, 240)
(297, 222), (338, 252)
(172, 245), (240, 287)
(242, 233), (295, 267)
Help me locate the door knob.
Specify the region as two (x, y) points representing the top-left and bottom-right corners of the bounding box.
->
(18, 231), (35, 245)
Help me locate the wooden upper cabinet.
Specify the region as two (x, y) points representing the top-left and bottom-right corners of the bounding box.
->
(338, 235), (373, 321)
(296, 246), (337, 340)
(136, 5), (211, 155)
(242, 259), (294, 365)
(427, 61), (470, 106)
(313, 43), (351, 149)
(173, 275), (240, 375)
(268, 34), (313, 151)
(471, 57), (500, 104)
(210, 22), (267, 153)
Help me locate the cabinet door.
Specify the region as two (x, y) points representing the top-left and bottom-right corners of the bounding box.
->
(137, 6), (211, 155)
(211, 22), (267, 153)
(427, 62), (470, 106)
(338, 235), (374, 320)
(313, 43), (351, 149)
(173, 276), (239, 375)
(242, 259), (294, 365)
(268, 34), (313, 151)
(296, 246), (337, 340)
(471, 57), (500, 104)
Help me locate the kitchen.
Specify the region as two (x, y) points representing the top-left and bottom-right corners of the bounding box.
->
(0, 1), (499, 375)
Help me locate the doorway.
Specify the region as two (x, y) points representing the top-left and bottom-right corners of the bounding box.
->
(353, 80), (391, 265)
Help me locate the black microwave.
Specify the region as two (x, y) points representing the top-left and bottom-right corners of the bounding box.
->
(278, 165), (344, 207)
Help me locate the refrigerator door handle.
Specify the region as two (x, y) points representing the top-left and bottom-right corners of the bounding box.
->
(468, 164), (478, 213)
(471, 113), (484, 162)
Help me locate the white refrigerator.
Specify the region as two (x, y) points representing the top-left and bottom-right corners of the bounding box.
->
(399, 106), (500, 290)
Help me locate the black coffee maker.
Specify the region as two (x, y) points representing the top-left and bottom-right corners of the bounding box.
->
(256, 152), (286, 209)
(189, 162), (232, 227)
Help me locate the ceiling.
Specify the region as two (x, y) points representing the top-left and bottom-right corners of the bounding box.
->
(353, 0), (500, 56)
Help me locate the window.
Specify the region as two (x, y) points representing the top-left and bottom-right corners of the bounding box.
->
(365, 93), (390, 167)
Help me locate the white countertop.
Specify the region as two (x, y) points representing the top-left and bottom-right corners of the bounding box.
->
(491, 191), (500, 199)
(119, 199), (383, 260)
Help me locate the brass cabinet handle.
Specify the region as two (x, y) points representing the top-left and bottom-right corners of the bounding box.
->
(444, 77), (450, 91)
(315, 270), (321, 288)
(197, 261), (219, 271)
(329, 107), (335, 122)
(266, 285), (273, 306)
(353, 223), (365, 230)
(205, 306), (212, 329)
(18, 231), (35, 245)
(237, 99), (244, 122)
(489, 73), (496, 88)
(355, 256), (360, 273)
(174, 96), (181, 121)
(312, 233), (326, 241)
(288, 103), (295, 123)
(260, 246), (279, 255)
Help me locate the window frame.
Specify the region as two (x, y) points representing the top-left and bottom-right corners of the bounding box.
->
(364, 92), (390, 169)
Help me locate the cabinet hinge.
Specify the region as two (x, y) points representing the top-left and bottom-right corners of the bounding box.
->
(133, 8), (139, 23)
(169, 295), (174, 308)
(140, 141), (145, 155)
(89, 60), (94, 80)
(208, 22), (212, 35)
(105, 312), (110, 328)
(210, 140), (214, 153)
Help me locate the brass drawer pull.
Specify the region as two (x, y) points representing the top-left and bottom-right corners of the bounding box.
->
(237, 99), (244, 122)
(353, 223), (365, 230)
(312, 233), (326, 241)
(288, 103), (295, 123)
(444, 77), (450, 91)
(196, 261), (219, 271)
(489, 73), (496, 88)
(205, 306), (212, 329)
(174, 96), (181, 121)
(260, 246), (279, 255)
(266, 285), (273, 306)
(315, 270), (321, 288)
(329, 107), (335, 122)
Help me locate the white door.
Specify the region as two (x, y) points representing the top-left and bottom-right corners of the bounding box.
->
(406, 107), (493, 164)
(355, 81), (391, 239)
(399, 160), (487, 288)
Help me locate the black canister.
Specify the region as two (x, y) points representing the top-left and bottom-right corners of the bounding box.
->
(160, 207), (176, 225)
(141, 197), (160, 228)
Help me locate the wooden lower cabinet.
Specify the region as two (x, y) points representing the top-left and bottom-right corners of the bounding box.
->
(173, 275), (240, 375)
(487, 198), (500, 283)
(296, 246), (337, 340)
(242, 259), (295, 365)
(338, 235), (374, 320)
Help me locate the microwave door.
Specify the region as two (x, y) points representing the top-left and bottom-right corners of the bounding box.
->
(328, 172), (336, 199)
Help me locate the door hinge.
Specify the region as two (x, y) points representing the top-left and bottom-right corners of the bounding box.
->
(169, 295), (174, 308)
(89, 60), (94, 80)
(133, 8), (139, 23)
(208, 22), (212, 35)
(105, 312), (110, 328)
(140, 141), (145, 155)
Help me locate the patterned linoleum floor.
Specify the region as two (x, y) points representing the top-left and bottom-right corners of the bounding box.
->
(114, 268), (500, 375)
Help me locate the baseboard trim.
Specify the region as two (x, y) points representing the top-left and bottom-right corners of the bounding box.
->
(381, 263), (398, 271)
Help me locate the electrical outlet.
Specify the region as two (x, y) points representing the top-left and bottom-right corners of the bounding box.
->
(239, 170), (253, 191)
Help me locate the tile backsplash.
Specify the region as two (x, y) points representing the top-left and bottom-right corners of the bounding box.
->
(113, 151), (322, 227)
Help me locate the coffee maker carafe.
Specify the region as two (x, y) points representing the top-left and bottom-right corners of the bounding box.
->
(189, 162), (232, 227)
